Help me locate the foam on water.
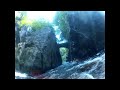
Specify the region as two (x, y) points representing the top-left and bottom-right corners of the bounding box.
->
(15, 72), (28, 77)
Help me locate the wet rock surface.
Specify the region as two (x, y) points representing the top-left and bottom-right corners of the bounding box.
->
(34, 51), (105, 79)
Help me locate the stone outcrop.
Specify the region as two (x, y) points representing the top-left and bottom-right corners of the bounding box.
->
(15, 27), (62, 76)
(66, 11), (105, 61)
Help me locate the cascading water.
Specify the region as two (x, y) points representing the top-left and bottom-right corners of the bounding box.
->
(15, 51), (105, 79)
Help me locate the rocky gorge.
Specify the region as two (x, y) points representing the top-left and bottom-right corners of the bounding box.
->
(15, 11), (105, 79)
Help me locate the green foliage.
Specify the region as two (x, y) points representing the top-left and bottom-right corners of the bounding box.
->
(53, 11), (70, 40)
(59, 47), (69, 63)
(15, 11), (52, 31)
(15, 11), (28, 29)
(31, 19), (51, 31)
(20, 16), (32, 27)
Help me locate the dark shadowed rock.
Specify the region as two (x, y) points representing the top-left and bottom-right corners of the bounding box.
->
(15, 27), (62, 76)
(67, 11), (105, 61)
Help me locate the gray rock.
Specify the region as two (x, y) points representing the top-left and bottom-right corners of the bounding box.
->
(35, 52), (105, 79)
(15, 26), (62, 76)
(67, 11), (105, 61)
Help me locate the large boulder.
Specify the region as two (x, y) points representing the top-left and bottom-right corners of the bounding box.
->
(15, 27), (62, 76)
(67, 11), (105, 61)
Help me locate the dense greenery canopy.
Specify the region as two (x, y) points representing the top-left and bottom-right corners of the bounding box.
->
(15, 11), (52, 31)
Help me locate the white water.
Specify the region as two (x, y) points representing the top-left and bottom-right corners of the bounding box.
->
(40, 52), (105, 79)
(15, 71), (28, 79)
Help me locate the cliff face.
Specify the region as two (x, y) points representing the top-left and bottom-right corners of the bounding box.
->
(15, 27), (62, 76)
(66, 11), (105, 61)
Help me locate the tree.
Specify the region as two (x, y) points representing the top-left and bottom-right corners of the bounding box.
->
(15, 11), (52, 32)
(53, 11), (70, 40)
(31, 19), (51, 31)
(53, 11), (73, 61)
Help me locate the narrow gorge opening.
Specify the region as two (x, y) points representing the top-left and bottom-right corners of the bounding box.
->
(52, 24), (70, 64)
(15, 11), (105, 79)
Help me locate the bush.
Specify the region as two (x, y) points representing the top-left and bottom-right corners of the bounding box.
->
(20, 16), (32, 27)
(31, 19), (51, 31)
(59, 47), (69, 63)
